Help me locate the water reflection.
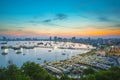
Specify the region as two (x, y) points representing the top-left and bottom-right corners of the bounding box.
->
(0, 41), (91, 67)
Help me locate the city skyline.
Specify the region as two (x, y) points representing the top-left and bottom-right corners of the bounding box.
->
(0, 0), (120, 38)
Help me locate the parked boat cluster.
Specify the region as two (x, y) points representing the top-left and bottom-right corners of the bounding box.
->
(1, 41), (95, 50)
(42, 54), (118, 77)
(0, 41), (95, 55)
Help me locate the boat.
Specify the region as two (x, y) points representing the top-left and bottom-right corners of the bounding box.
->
(62, 53), (66, 55)
(8, 60), (13, 64)
(1, 49), (8, 55)
(11, 46), (21, 50)
(15, 50), (21, 54)
(44, 65), (62, 74)
(1, 52), (8, 55)
(48, 50), (52, 52)
(61, 50), (66, 55)
(23, 46), (34, 49)
(37, 58), (41, 60)
(1, 42), (7, 44)
(1, 45), (8, 49)
(37, 42), (44, 45)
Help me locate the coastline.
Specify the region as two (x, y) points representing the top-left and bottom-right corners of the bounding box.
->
(42, 49), (119, 78)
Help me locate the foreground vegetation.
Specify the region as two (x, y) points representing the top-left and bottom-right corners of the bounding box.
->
(81, 67), (120, 80)
(0, 62), (120, 80)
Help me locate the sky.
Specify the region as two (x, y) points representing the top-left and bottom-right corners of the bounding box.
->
(0, 0), (120, 38)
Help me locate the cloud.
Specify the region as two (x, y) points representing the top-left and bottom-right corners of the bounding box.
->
(93, 24), (120, 30)
(28, 20), (41, 26)
(42, 13), (68, 23)
(28, 20), (37, 23)
(16, 27), (25, 28)
(0, 28), (9, 32)
(27, 13), (68, 27)
(54, 14), (68, 20)
(42, 19), (51, 23)
(40, 13), (68, 27)
(73, 26), (87, 29)
(97, 16), (112, 22)
(17, 29), (23, 31)
(114, 24), (120, 27)
(42, 21), (65, 27)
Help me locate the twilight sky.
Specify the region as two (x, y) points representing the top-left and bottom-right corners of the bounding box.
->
(0, 0), (120, 38)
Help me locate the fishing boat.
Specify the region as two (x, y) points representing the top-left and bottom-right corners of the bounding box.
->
(23, 53), (26, 56)
(15, 50), (21, 54)
(1, 49), (8, 55)
(23, 46), (34, 49)
(48, 50), (52, 52)
(37, 42), (44, 45)
(1, 42), (7, 44)
(11, 46), (21, 50)
(1, 45), (8, 49)
(1, 52), (8, 55)
(37, 58), (41, 60)
(62, 53), (66, 55)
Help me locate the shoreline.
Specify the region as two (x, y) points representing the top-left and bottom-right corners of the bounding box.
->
(42, 49), (119, 78)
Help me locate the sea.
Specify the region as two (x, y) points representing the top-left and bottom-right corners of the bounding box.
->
(0, 41), (90, 67)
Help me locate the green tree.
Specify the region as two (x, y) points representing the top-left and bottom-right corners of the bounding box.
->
(15, 75), (31, 80)
(21, 61), (56, 80)
(60, 74), (72, 80)
(86, 75), (96, 80)
(83, 67), (95, 75)
(82, 67), (120, 80)
(6, 64), (20, 80)
(0, 67), (6, 80)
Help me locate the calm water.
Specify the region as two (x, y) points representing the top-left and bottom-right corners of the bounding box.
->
(0, 41), (90, 67)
